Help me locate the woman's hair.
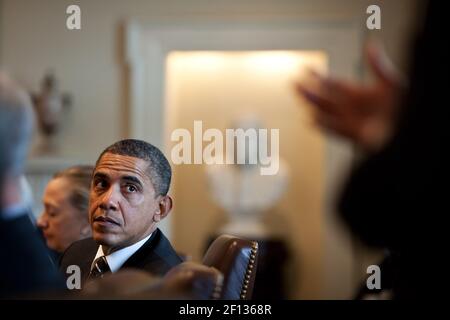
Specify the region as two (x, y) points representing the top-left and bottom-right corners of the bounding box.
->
(53, 165), (94, 218)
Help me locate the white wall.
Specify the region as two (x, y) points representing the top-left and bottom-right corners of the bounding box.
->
(0, 0), (418, 160)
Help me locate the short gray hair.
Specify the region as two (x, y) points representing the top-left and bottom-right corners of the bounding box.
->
(0, 73), (34, 183)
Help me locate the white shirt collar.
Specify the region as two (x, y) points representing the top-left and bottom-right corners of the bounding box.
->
(92, 233), (152, 273)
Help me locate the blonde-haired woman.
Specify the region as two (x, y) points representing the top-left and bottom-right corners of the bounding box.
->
(38, 165), (93, 253)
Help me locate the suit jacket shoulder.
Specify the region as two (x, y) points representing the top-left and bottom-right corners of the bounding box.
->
(59, 237), (98, 283)
(122, 228), (182, 276)
(0, 213), (64, 296)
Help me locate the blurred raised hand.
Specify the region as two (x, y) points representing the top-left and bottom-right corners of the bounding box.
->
(295, 42), (405, 152)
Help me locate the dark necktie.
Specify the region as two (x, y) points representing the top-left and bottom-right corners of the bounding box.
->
(88, 256), (111, 280)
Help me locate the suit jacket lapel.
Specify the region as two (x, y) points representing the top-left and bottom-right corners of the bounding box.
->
(121, 229), (177, 275)
(80, 240), (99, 284)
(121, 229), (160, 269)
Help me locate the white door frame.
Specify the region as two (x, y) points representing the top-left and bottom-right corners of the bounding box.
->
(124, 19), (362, 298)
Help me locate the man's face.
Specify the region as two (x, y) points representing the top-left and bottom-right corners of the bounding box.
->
(89, 153), (161, 251)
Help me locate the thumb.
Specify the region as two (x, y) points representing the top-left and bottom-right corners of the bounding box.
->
(366, 41), (402, 87)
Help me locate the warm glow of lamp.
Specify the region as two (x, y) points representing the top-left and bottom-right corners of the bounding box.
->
(167, 51), (326, 79)
(168, 51), (225, 71)
(243, 51), (303, 74)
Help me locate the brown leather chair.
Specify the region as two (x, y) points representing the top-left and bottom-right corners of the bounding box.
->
(202, 235), (258, 300)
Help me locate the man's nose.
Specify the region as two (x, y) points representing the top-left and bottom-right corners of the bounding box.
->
(99, 185), (120, 211)
(37, 213), (48, 229)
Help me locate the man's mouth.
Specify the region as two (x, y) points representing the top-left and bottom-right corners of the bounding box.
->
(93, 216), (120, 227)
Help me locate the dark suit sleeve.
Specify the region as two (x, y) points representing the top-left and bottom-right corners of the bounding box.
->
(338, 146), (404, 248)
(0, 213), (65, 297)
(59, 239), (82, 274)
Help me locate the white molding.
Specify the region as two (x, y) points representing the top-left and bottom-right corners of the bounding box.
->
(125, 19), (363, 147)
(125, 20), (362, 294)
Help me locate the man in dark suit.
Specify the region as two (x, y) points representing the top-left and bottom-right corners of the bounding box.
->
(0, 72), (64, 297)
(0, 76), (207, 299)
(60, 139), (182, 287)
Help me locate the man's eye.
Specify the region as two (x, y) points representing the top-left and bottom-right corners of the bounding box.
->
(95, 180), (107, 189)
(125, 185), (137, 193)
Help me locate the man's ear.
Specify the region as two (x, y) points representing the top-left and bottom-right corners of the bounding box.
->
(155, 195), (173, 222)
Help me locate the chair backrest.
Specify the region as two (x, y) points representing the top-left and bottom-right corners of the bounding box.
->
(202, 234), (258, 299)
